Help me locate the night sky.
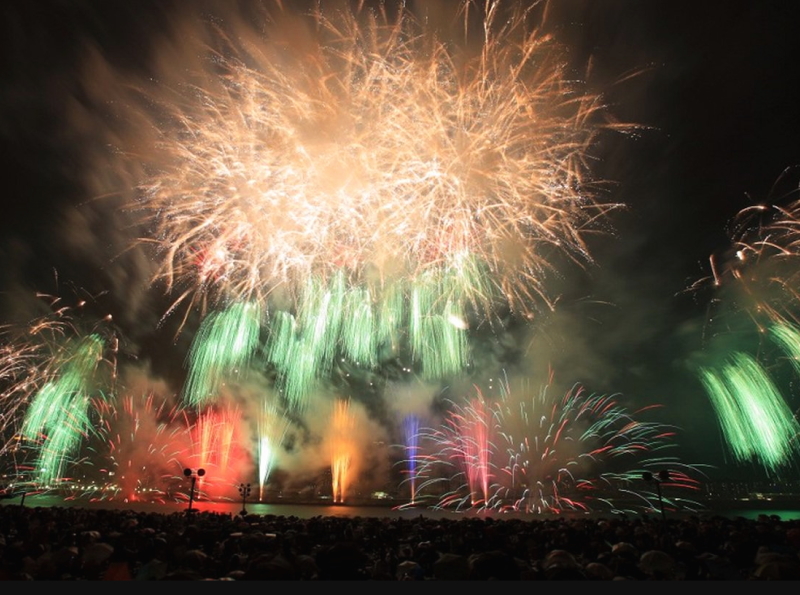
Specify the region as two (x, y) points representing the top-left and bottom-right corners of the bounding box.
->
(2, 0), (800, 485)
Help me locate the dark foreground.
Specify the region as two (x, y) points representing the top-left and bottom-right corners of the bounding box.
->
(0, 502), (799, 580)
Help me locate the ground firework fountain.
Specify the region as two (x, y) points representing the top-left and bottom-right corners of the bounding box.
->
(400, 414), (421, 505)
(407, 374), (707, 515)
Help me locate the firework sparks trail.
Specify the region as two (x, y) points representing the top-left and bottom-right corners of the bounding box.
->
(412, 390), (500, 512)
(185, 404), (249, 500)
(74, 397), (255, 503)
(22, 334), (108, 487)
(451, 395), (494, 508)
(131, 0), (618, 316)
(107, 0), (624, 409)
(692, 169), (800, 330)
(698, 348), (800, 475)
(262, 273), (473, 408)
(256, 394), (291, 501)
(0, 327), (47, 460)
(82, 392), (192, 502)
(0, 293), (119, 486)
(490, 379), (705, 514)
(695, 195), (800, 333)
(330, 398), (356, 503)
(411, 374), (706, 515)
(769, 321), (800, 379)
(399, 413), (421, 504)
(689, 174), (800, 340)
(692, 175), (800, 474)
(182, 300), (261, 406)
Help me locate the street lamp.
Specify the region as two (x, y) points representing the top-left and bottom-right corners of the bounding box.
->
(642, 469), (670, 521)
(184, 468), (206, 514)
(238, 482), (252, 516)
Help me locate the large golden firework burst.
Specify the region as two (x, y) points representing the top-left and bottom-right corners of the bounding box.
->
(109, 0), (624, 327)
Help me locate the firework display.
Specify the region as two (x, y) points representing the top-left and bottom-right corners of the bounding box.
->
(0, 294), (119, 486)
(255, 392), (292, 501)
(113, 0), (621, 410)
(698, 350), (800, 474)
(398, 413), (421, 504)
(407, 375), (706, 515)
(135, 1), (615, 316)
(182, 300), (261, 406)
(80, 392), (190, 502)
(695, 185), (800, 475)
(330, 398), (356, 504)
(4, 0), (796, 510)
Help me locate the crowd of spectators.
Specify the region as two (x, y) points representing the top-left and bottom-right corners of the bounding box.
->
(0, 503), (799, 580)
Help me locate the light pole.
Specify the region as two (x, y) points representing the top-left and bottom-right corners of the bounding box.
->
(184, 468), (205, 514)
(238, 482), (252, 516)
(642, 469), (670, 521)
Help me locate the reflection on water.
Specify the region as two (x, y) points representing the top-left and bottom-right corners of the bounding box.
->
(0, 494), (484, 521)
(2, 494), (800, 522)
